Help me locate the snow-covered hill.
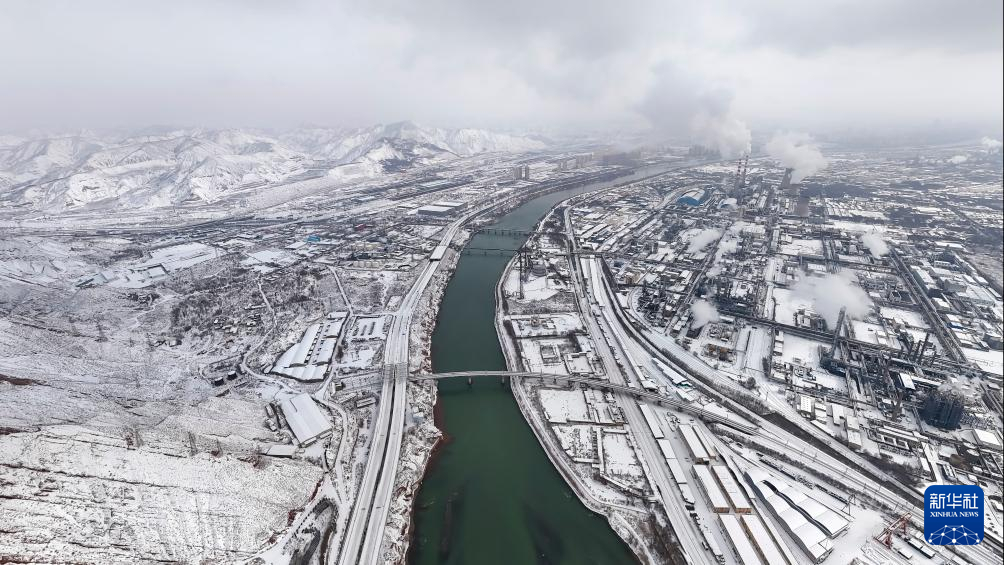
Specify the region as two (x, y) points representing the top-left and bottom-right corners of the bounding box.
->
(280, 121), (546, 161)
(0, 123), (546, 213)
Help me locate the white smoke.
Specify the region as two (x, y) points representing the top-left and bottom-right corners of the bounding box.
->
(947, 155), (968, 164)
(792, 272), (872, 328)
(705, 225), (741, 277)
(717, 236), (739, 255)
(860, 233), (889, 257)
(638, 62), (751, 159)
(690, 299), (720, 329)
(686, 228), (722, 254)
(692, 111), (751, 159)
(981, 137), (1003, 153)
(765, 132), (828, 183)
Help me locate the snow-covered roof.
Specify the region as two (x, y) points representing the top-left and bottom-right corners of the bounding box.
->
(279, 393), (331, 446)
(719, 514), (763, 565)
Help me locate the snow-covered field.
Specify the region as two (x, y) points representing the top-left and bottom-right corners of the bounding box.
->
(0, 408), (322, 563)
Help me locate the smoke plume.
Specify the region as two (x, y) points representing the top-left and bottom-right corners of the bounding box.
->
(947, 155), (968, 164)
(860, 233), (889, 257)
(638, 62), (751, 158)
(792, 272), (872, 327)
(686, 228), (722, 254)
(690, 299), (720, 329)
(981, 137), (1003, 153)
(765, 132), (828, 183)
(692, 111), (752, 159)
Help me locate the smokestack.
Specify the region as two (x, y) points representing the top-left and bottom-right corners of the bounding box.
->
(780, 168), (795, 195)
(917, 332), (931, 362)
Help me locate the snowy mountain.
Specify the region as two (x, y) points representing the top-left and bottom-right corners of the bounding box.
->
(0, 123), (547, 213)
(279, 121), (547, 166)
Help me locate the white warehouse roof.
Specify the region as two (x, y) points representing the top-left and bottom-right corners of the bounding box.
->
(280, 393), (332, 446)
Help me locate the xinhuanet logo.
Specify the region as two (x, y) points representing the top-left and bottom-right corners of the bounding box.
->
(924, 485), (984, 545)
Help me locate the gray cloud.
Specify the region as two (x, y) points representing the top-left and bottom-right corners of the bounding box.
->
(637, 62), (751, 156)
(0, 0), (1000, 136)
(734, 0), (1003, 54)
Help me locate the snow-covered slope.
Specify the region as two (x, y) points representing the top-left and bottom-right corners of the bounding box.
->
(280, 121), (546, 162)
(0, 123), (546, 213)
(0, 130), (311, 212)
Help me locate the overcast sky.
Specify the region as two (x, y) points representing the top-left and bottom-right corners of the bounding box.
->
(1, 0), (1001, 138)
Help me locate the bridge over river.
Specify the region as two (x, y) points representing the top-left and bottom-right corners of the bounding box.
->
(353, 368), (758, 433)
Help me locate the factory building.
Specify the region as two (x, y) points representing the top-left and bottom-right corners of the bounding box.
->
(712, 465), (753, 513)
(416, 200), (467, 218)
(780, 168), (796, 195)
(719, 514), (764, 565)
(745, 468), (841, 563)
(679, 424), (713, 463)
(677, 187), (707, 206)
(279, 393), (332, 446)
(740, 514), (792, 565)
(270, 312), (348, 382)
(921, 388), (966, 429)
(692, 464), (731, 513)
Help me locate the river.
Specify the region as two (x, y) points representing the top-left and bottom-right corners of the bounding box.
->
(409, 165), (677, 565)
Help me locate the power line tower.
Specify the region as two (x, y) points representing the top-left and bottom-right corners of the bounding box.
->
(875, 513), (911, 548)
(842, 493), (856, 515)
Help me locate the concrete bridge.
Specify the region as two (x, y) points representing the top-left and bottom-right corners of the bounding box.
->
(406, 370), (758, 433)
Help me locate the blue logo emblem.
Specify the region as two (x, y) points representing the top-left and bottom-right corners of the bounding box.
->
(924, 485), (984, 545)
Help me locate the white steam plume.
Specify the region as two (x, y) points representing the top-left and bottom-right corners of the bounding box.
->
(947, 155), (967, 164)
(792, 272), (872, 327)
(686, 228), (722, 254)
(692, 111), (751, 159)
(981, 137), (1003, 153)
(638, 62), (751, 159)
(766, 132), (828, 183)
(860, 233), (889, 257)
(690, 299), (720, 329)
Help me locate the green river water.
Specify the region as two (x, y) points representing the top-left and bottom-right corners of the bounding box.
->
(409, 168), (674, 565)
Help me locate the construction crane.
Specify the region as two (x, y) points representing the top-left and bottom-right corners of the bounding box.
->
(875, 513), (912, 548)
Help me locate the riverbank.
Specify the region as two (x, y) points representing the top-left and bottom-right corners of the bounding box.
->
(377, 192), (580, 563)
(494, 239), (660, 564)
(408, 170), (681, 565)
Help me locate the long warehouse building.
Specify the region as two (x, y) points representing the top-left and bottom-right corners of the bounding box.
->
(719, 515), (764, 565)
(679, 424), (711, 463)
(745, 468), (833, 563)
(712, 465), (753, 513)
(638, 403), (665, 439)
(741, 514), (792, 565)
(692, 464), (730, 513)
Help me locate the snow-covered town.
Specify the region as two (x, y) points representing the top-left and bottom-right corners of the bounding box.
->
(489, 146), (1004, 565)
(3, 126), (1002, 565)
(1, 3), (1003, 565)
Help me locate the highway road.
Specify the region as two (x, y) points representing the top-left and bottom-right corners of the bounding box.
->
(572, 253), (716, 565)
(335, 216), (467, 565)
